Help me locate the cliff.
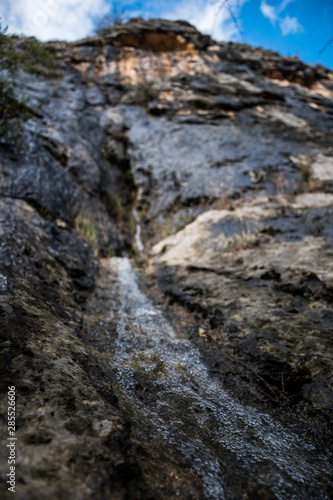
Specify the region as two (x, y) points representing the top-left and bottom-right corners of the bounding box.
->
(0, 18), (332, 499)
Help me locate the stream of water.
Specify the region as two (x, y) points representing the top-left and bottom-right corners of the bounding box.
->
(132, 207), (144, 252)
(99, 256), (332, 499)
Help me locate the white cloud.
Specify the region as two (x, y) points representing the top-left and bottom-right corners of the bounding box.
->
(260, 0), (303, 36)
(280, 14), (303, 35)
(277, 0), (295, 14)
(162, 0), (248, 42)
(0, 0), (110, 41)
(260, 1), (278, 25)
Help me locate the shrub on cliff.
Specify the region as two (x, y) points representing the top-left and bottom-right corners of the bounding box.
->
(0, 22), (57, 149)
(0, 23), (58, 76)
(95, 10), (128, 37)
(0, 79), (31, 147)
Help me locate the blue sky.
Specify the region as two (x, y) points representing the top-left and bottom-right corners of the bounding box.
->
(1, 0), (332, 69)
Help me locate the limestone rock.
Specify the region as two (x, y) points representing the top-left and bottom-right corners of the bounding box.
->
(1, 17), (333, 499)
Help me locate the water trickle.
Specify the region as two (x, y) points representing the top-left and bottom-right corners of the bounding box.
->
(133, 207), (144, 252)
(102, 257), (332, 498)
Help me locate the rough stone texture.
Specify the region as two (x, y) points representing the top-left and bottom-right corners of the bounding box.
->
(151, 194), (333, 416)
(312, 155), (333, 191)
(0, 199), (136, 500)
(103, 18), (212, 52)
(0, 69), (130, 254)
(0, 18), (333, 499)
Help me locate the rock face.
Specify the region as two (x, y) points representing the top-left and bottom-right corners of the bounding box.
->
(0, 200), (134, 499)
(103, 18), (212, 52)
(0, 17), (333, 499)
(151, 194), (333, 412)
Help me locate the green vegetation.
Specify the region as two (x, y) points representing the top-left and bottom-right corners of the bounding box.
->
(95, 10), (128, 37)
(226, 234), (261, 252)
(310, 223), (324, 237)
(0, 79), (31, 148)
(0, 21), (58, 149)
(129, 80), (157, 107)
(74, 212), (99, 248)
(10, 38), (58, 76)
(106, 192), (125, 221)
(249, 168), (266, 184)
(102, 188), (137, 232)
(298, 155), (312, 188)
(296, 154), (321, 192)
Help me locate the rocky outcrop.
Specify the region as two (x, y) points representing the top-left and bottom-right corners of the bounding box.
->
(103, 18), (212, 52)
(1, 17), (333, 499)
(151, 194), (333, 412)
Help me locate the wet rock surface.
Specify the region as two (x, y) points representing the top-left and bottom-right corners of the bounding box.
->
(1, 17), (333, 499)
(81, 257), (333, 499)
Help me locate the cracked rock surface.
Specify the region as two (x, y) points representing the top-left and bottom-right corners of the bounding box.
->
(1, 17), (333, 499)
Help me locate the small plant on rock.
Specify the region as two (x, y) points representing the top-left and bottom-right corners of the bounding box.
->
(296, 154), (321, 192)
(0, 21), (58, 149)
(250, 168), (266, 184)
(226, 234), (261, 252)
(130, 80), (157, 107)
(0, 79), (32, 147)
(95, 10), (128, 37)
(74, 212), (99, 248)
(13, 38), (58, 76)
(310, 223), (324, 237)
(298, 155), (312, 187)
